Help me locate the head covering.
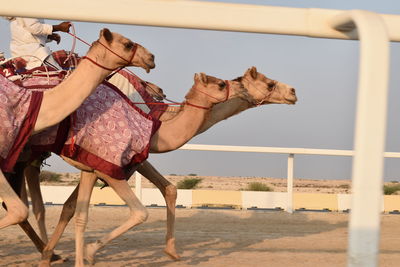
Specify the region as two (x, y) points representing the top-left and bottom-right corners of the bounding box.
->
(0, 52), (4, 59)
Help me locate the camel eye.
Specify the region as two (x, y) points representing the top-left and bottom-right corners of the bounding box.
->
(267, 81), (275, 91)
(218, 81), (226, 89)
(125, 41), (134, 50)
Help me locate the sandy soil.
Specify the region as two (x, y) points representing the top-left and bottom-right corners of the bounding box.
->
(42, 172), (400, 194)
(44, 173), (358, 194)
(1, 206), (400, 267)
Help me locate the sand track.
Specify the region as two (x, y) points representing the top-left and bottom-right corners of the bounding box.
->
(1, 206), (400, 266)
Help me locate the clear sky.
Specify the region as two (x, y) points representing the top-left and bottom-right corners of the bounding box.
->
(1, 0), (400, 180)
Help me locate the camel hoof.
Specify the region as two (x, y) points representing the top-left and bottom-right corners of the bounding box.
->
(164, 248), (181, 261)
(39, 255), (67, 267)
(84, 243), (96, 265)
(50, 253), (66, 262)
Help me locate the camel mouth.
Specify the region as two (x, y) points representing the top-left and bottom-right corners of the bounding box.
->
(145, 62), (156, 73)
(285, 96), (297, 105)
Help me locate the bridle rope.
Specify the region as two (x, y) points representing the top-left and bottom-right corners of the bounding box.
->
(66, 31), (229, 110)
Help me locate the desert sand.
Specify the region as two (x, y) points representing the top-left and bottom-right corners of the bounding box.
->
(1, 174), (400, 266)
(1, 207), (400, 267)
(44, 172), (357, 194)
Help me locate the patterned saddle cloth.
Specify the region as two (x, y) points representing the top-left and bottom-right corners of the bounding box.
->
(0, 74), (43, 172)
(1, 50), (167, 178)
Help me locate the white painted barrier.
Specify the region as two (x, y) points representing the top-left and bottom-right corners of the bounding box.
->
(241, 191), (287, 210)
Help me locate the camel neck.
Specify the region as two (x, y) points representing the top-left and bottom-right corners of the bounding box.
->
(149, 103), (210, 153)
(33, 55), (112, 133)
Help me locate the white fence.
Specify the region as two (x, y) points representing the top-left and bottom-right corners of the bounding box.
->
(134, 143), (400, 213)
(2, 1), (400, 266)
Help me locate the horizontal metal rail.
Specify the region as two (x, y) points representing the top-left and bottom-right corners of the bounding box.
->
(0, 0), (400, 41)
(179, 143), (400, 158)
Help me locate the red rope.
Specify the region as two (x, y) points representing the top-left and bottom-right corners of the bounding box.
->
(66, 32), (225, 110)
(81, 56), (118, 71)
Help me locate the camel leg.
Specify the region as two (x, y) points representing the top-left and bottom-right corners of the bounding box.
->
(137, 161), (180, 260)
(0, 169), (28, 228)
(84, 173), (148, 265)
(39, 184), (79, 267)
(74, 172), (96, 267)
(20, 176), (29, 207)
(25, 165), (49, 243)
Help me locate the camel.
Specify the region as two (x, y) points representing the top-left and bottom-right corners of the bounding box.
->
(27, 67), (296, 266)
(10, 71), (242, 266)
(0, 27), (155, 256)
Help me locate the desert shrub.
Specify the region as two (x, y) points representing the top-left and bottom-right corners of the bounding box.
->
(188, 173), (197, 176)
(384, 184), (400, 195)
(39, 170), (61, 182)
(247, 182), (272, 192)
(177, 178), (202, 189)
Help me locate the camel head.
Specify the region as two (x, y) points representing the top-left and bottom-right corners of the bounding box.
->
(143, 81), (166, 101)
(90, 28), (155, 72)
(239, 66), (297, 106)
(185, 73), (243, 108)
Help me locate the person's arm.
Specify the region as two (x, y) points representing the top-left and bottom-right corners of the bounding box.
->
(18, 18), (53, 36)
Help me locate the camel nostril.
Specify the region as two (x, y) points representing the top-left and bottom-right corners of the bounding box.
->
(150, 54), (155, 61)
(291, 88), (296, 95)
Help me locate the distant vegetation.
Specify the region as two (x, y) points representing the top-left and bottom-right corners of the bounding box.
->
(177, 178), (202, 189)
(39, 171), (61, 182)
(383, 184), (400, 195)
(188, 173), (198, 176)
(246, 182), (272, 192)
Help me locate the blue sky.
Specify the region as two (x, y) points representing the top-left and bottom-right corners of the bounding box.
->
(1, 0), (400, 180)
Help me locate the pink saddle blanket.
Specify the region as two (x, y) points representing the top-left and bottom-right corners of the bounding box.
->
(0, 75), (43, 172)
(28, 67), (164, 179)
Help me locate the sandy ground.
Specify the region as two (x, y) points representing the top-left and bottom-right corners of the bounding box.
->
(45, 173), (359, 194)
(1, 206), (400, 267)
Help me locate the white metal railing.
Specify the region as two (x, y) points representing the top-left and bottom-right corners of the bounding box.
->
(1, 1), (399, 266)
(176, 143), (400, 214)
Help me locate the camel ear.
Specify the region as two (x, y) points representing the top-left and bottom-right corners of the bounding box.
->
(248, 66), (258, 79)
(195, 73), (208, 84)
(101, 28), (113, 43)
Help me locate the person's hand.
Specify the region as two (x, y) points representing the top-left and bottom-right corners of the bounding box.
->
(53, 22), (71, 33)
(48, 33), (61, 44)
(13, 57), (27, 70)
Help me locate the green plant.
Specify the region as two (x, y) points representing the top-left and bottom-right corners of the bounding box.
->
(39, 170), (61, 182)
(177, 178), (202, 189)
(383, 184), (400, 195)
(247, 182), (272, 192)
(188, 173), (197, 176)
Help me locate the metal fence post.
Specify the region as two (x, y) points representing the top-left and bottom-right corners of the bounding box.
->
(331, 10), (390, 267)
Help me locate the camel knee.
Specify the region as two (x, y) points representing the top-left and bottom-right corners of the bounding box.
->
(129, 207), (148, 225)
(165, 184), (177, 200)
(15, 206), (29, 222)
(3, 205), (29, 225)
